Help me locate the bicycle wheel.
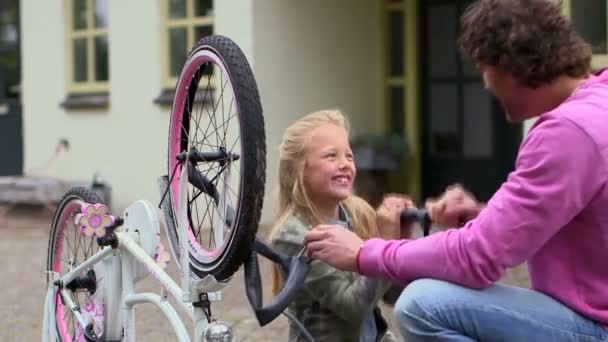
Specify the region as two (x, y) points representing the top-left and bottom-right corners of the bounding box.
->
(167, 35), (266, 281)
(47, 187), (107, 341)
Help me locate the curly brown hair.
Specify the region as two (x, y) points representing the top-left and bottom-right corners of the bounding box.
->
(459, 0), (592, 88)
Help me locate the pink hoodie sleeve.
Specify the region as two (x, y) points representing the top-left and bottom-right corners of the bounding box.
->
(357, 116), (603, 288)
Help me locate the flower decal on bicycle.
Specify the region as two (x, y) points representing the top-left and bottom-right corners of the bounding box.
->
(77, 289), (105, 342)
(155, 243), (171, 269)
(75, 203), (115, 238)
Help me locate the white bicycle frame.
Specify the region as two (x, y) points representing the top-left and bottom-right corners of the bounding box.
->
(47, 158), (231, 342)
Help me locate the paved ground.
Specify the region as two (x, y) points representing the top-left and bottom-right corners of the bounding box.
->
(1, 204), (529, 341)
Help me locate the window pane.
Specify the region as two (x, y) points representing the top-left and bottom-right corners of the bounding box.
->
(195, 26), (213, 77)
(0, 10), (19, 50)
(170, 28), (187, 78)
(195, 25), (213, 42)
(0, 49), (18, 98)
(430, 83), (459, 156)
(462, 57), (479, 78)
(387, 10), (404, 77)
(169, 0), (186, 19)
(571, 1), (607, 54)
(94, 36), (109, 81)
(73, 0), (87, 30)
(0, 5), (19, 98)
(73, 38), (87, 82)
(428, 4), (458, 78)
(463, 82), (492, 157)
(389, 86), (405, 136)
(94, 0), (109, 28)
(195, 0), (213, 17)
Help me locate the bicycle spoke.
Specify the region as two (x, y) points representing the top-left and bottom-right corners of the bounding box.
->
(219, 72), (228, 149)
(208, 110), (237, 150)
(192, 186), (203, 237)
(196, 182), (214, 244)
(208, 195), (217, 250)
(223, 181), (240, 203)
(73, 222), (81, 261)
(206, 164), (227, 186)
(199, 71), (213, 146)
(65, 218), (74, 257)
(194, 67), (211, 145)
(189, 188), (204, 206)
(77, 227), (86, 261)
(214, 71), (226, 148)
(194, 172), (215, 248)
(221, 99), (234, 149)
(193, 72), (217, 150)
(213, 111), (237, 138)
(86, 236), (95, 259)
(200, 77), (221, 149)
(228, 135), (241, 155)
(166, 36), (263, 279)
(199, 75), (228, 151)
(209, 168), (228, 237)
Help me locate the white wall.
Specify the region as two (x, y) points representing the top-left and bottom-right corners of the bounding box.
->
(252, 0), (382, 223)
(22, 0), (166, 211)
(215, 0), (254, 61)
(21, 0), (68, 177)
(21, 0), (255, 212)
(21, 0), (380, 226)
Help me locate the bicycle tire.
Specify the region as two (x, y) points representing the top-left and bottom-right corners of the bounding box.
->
(166, 35), (266, 281)
(47, 186), (107, 341)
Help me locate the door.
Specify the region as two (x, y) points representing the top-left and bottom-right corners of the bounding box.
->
(420, 0), (521, 201)
(0, 1), (22, 176)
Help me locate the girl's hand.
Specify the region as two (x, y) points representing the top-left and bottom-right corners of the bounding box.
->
(425, 184), (482, 227)
(376, 194), (415, 240)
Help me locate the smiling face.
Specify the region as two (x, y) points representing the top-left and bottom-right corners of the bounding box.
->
(303, 123), (356, 208)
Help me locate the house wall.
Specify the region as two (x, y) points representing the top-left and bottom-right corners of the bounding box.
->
(21, 0), (533, 226)
(21, 0), (256, 215)
(252, 0), (383, 222)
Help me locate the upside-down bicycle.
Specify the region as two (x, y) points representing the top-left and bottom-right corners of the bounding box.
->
(42, 35), (430, 342)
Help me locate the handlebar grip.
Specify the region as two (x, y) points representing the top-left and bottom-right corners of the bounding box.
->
(244, 238), (311, 326)
(400, 208), (432, 237)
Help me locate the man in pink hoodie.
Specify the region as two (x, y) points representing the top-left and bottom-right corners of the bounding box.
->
(304, 0), (608, 340)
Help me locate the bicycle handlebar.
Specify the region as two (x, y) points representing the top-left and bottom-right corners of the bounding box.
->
(244, 238), (311, 326)
(401, 208), (432, 237)
(244, 208), (433, 327)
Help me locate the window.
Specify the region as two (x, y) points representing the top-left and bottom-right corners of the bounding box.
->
(0, 3), (20, 99)
(384, 1), (406, 137)
(563, 0), (608, 69)
(65, 0), (109, 94)
(161, 0), (213, 91)
(381, 0), (420, 199)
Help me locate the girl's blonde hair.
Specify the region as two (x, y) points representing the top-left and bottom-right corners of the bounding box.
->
(269, 109), (380, 293)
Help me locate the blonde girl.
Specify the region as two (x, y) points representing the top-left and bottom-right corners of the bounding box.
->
(269, 109), (408, 342)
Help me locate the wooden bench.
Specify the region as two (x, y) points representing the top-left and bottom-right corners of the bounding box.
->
(0, 176), (88, 226)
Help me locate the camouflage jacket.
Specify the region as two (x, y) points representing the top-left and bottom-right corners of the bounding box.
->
(270, 211), (398, 342)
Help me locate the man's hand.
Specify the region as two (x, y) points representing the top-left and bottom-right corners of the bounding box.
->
(377, 194), (415, 239)
(425, 184), (482, 227)
(304, 224), (364, 272)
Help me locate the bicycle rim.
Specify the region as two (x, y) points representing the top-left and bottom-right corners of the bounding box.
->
(167, 35), (265, 281)
(47, 187), (105, 341)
